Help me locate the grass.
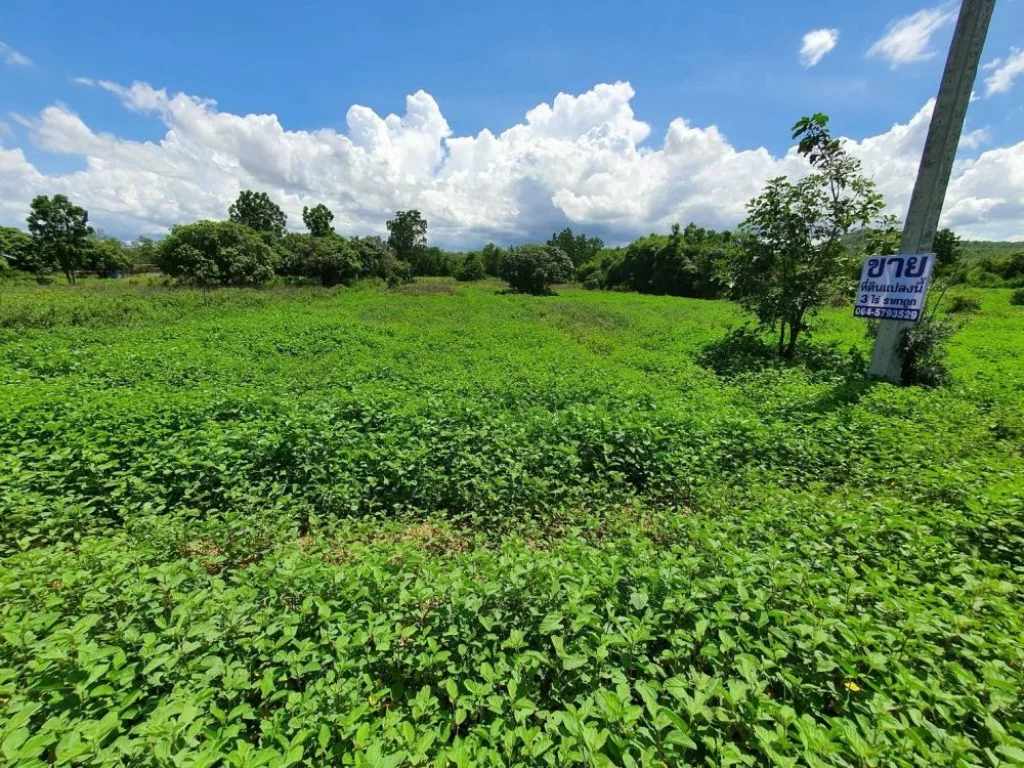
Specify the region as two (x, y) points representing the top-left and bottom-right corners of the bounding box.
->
(1, 277), (1022, 766)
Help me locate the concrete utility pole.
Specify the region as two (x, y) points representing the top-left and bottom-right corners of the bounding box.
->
(868, 0), (996, 382)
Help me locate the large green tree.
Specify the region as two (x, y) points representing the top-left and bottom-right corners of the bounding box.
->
(228, 190), (287, 237)
(302, 204), (335, 237)
(26, 194), (94, 283)
(724, 114), (885, 358)
(386, 210), (428, 261)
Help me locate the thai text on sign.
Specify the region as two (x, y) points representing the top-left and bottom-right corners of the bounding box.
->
(854, 253), (935, 322)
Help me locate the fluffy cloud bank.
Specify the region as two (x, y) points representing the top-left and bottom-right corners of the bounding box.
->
(1, 79), (1022, 244)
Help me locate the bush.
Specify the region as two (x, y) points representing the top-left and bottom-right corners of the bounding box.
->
(87, 238), (133, 278)
(157, 221), (278, 287)
(583, 270), (606, 290)
(1011, 289), (1024, 306)
(899, 317), (958, 387)
(455, 252), (485, 282)
(604, 225), (728, 298)
(277, 233), (361, 287)
(946, 295), (981, 314)
(500, 244), (573, 294)
(349, 236), (402, 281)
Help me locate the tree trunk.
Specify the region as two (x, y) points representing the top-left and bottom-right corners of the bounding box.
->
(777, 322), (786, 356)
(783, 312), (803, 359)
(65, 269), (75, 285)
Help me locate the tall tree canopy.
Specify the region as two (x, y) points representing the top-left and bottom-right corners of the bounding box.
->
(228, 190), (287, 237)
(302, 204), (335, 237)
(26, 194), (94, 283)
(724, 114), (885, 358)
(386, 210), (428, 261)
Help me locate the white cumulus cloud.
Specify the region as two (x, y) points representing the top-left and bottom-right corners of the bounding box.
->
(0, 79), (1021, 244)
(983, 48), (1024, 97)
(867, 5), (956, 68)
(800, 29), (839, 67)
(0, 41), (33, 67)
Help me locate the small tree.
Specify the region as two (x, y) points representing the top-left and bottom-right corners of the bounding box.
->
(157, 221), (278, 286)
(386, 210), (428, 262)
(86, 237), (132, 278)
(479, 243), (506, 276)
(302, 204), (335, 237)
(26, 194), (94, 283)
(456, 252), (485, 282)
(0, 226), (34, 272)
(932, 228), (964, 277)
(725, 114), (885, 358)
(229, 190), (287, 237)
(277, 233), (360, 286)
(500, 244), (573, 295)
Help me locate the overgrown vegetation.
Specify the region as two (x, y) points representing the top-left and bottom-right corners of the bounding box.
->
(0, 279), (1021, 765)
(500, 244), (574, 294)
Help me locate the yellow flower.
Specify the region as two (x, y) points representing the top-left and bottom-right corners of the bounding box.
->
(844, 681), (861, 692)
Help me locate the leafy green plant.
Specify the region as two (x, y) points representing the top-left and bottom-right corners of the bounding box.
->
(0, 278), (1021, 766)
(455, 252), (485, 282)
(157, 221), (278, 287)
(500, 244), (573, 294)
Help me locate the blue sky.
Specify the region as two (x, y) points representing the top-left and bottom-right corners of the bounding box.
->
(2, 0), (1023, 243)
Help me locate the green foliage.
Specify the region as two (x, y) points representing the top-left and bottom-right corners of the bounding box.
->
(26, 194), (95, 283)
(455, 252), (485, 282)
(85, 237), (132, 278)
(0, 281), (1021, 766)
(228, 190), (287, 237)
(605, 224), (729, 298)
(500, 244), (573, 294)
(547, 228), (604, 269)
(479, 243), (506, 277)
(386, 210), (428, 262)
(946, 294), (981, 314)
(0, 226), (34, 272)
(157, 220), (278, 287)
(725, 114), (886, 358)
(932, 228), (964, 277)
(125, 236), (158, 271)
(0, 280), (1019, 765)
(409, 246), (459, 277)
(277, 233), (362, 287)
(302, 203), (335, 237)
(1011, 288), (1024, 306)
(898, 316), (959, 388)
(349, 236), (405, 282)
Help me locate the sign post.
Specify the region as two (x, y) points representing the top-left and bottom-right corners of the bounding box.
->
(866, 0), (996, 382)
(855, 253), (935, 323)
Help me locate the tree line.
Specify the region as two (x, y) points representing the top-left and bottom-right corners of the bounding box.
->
(2, 112), (1019, 361)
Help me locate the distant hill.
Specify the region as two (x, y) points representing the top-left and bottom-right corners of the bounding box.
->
(844, 230), (1021, 262)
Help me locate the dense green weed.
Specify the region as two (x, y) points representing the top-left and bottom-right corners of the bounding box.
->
(1, 280), (1021, 765)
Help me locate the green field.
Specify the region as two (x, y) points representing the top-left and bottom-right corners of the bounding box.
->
(1, 279), (1022, 766)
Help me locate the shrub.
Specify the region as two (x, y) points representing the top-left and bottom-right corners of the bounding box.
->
(1010, 288), (1024, 306)
(158, 221), (278, 287)
(899, 317), (958, 387)
(608, 226), (727, 299)
(276, 233), (361, 287)
(349, 236), (412, 284)
(500, 244), (573, 294)
(455, 252), (485, 282)
(479, 243), (506, 276)
(87, 238), (133, 278)
(583, 270), (606, 290)
(946, 295), (981, 314)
